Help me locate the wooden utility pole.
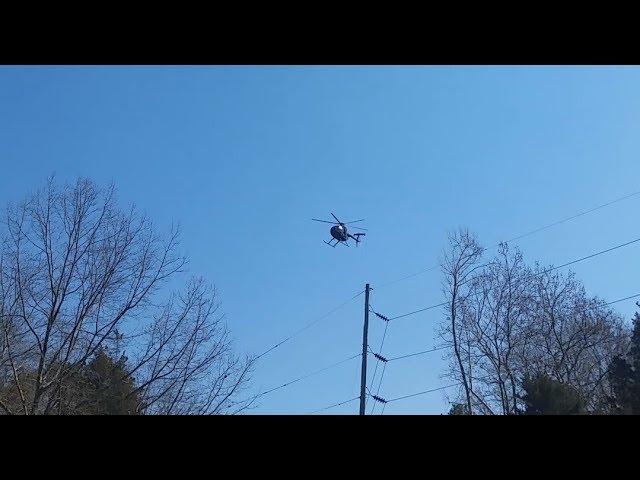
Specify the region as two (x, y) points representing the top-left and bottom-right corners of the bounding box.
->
(359, 283), (370, 415)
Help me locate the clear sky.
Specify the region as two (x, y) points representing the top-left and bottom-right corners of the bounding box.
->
(1, 66), (639, 414)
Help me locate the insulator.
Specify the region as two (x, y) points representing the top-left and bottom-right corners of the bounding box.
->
(372, 394), (388, 404)
(374, 311), (390, 322)
(373, 353), (388, 363)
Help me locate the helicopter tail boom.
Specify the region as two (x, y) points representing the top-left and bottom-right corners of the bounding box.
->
(349, 233), (366, 246)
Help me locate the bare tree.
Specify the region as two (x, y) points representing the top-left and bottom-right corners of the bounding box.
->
(439, 230), (630, 414)
(440, 229), (484, 414)
(523, 267), (629, 412)
(0, 177), (253, 415)
(446, 243), (533, 415)
(126, 278), (254, 414)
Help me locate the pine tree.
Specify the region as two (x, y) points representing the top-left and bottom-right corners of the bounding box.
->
(608, 308), (640, 414)
(1, 349), (142, 415)
(80, 349), (141, 415)
(448, 403), (471, 415)
(521, 374), (584, 415)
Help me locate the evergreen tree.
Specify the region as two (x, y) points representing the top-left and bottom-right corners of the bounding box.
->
(1, 349), (141, 415)
(608, 308), (640, 414)
(78, 349), (141, 415)
(448, 403), (471, 415)
(521, 374), (584, 415)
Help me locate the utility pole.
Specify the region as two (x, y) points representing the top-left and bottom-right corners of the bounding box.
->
(359, 283), (370, 415)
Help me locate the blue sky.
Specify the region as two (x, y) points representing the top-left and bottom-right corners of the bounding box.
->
(1, 66), (639, 414)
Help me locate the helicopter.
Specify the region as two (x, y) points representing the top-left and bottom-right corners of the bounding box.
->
(312, 213), (367, 247)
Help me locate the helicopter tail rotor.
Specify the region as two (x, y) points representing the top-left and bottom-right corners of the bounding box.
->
(350, 233), (366, 247)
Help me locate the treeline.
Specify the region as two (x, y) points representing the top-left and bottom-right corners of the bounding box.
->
(3, 178), (637, 415)
(0, 178), (253, 415)
(441, 230), (639, 415)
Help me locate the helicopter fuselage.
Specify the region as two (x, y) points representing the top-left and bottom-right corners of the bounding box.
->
(330, 224), (348, 241)
(312, 213), (365, 247)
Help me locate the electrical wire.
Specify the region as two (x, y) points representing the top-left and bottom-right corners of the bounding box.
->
(367, 303), (391, 413)
(260, 192), (640, 412)
(386, 383), (461, 403)
(375, 188), (640, 290)
(297, 293), (638, 415)
(308, 395), (360, 414)
(254, 353), (361, 399)
(501, 188), (640, 244)
(388, 302), (448, 321)
(376, 292), (640, 412)
(539, 236), (640, 275)
(370, 343), (449, 413)
(387, 345), (449, 361)
(377, 265), (440, 288)
(367, 313), (389, 397)
(386, 234), (640, 322)
(367, 238), (640, 413)
(254, 289), (364, 360)
(605, 293), (640, 306)
(370, 363), (387, 415)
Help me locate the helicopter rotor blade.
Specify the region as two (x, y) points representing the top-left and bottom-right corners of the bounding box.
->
(330, 212), (343, 224)
(345, 219), (365, 224)
(311, 218), (336, 224)
(351, 226), (368, 231)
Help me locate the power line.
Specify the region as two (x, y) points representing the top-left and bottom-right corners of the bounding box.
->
(254, 353), (361, 399)
(380, 295), (640, 410)
(364, 234), (640, 413)
(605, 293), (640, 306)
(367, 305), (392, 414)
(299, 293), (638, 415)
(501, 188), (640, 244)
(371, 363), (387, 414)
(387, 383), (461, 403)
(386, 234), (640, 322)
(369, 329), (389, 414)
(378, 292), (640, 409)
(371, 292), (640, 408)
(377, 265), (440, 288)
(540, 236), (640, 275)
(254, 289), (365, 360)
(389, 302), (448, 321)
(388, 345), (449, 361)
(308, 395), (360, 414)
(368, 310), (389, 395)
(369, 343), (449, 413)
(375, 187), (640, 290)
(261, 190), (640, 412)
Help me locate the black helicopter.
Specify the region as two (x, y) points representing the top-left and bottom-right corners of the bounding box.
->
(312, 213), (367, 247)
